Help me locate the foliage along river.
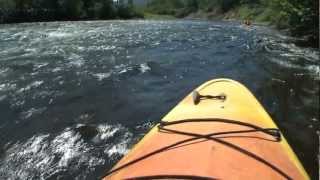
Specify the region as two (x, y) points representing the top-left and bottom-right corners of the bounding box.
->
(0, 20), (318, 179)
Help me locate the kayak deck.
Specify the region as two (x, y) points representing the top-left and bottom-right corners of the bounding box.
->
(104, 79), (308, 180)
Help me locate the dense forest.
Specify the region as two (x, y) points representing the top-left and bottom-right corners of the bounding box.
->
(145, 0), (319, 47)
(0, 0), (318, 47)
(0, 0), (143, 23)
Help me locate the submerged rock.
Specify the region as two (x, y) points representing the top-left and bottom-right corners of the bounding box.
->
(75, 125), (98, 140)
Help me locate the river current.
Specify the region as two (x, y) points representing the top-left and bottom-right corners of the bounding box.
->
(0, 20), (319, 179)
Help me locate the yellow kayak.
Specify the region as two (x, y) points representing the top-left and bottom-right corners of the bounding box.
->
(103, 79), (309, 179)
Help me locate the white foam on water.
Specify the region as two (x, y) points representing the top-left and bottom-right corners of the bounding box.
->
(230, 36), (237, 41)
(307, 65), (320, 80)
(17, 80), (44, 93)
(139, 63), (151, 73)
(272, 78), (286, 84)
(31, 80), (44, 87)
(24, 48), (37, 55)
(52, 130), (85, 167)
(92, 72), (112, 81)
(87, 45), (115, 51)
(10, 99), (25, 109)
(96, 124), (121, 140)
(105, 142), (129, 157)
(47, 32), (72, 38)
(104, 132), (132, 158)
(115, 64), (128, 74)
(18, 135), (50, 156)
(33, 62), (49, 70)
(269, 57), (297, 69)
(0, 68), (9, 75)
(68, 53), (84, 67)
(280, 53), (297, 58)
(269, 55), (320, 80)
(114, 63), (151, 75)
(275, 33), (291, 40)
(209, 27), (220, 31)
(152, 42), (160, 46)
(77, 46), (85, 51)
(1, 134), (53, 179)
(278, 42), (319, 62)
(135, 121), (155, 130)
(0, 126), (109, 179)
(275, 42), (319, 80)
(100, 45), (116, 50)
(69, 59), (85, 67)
(0, 83), (16, 92)
(89, 123), (133, 158)
(32, 90), (55, 100)
(52, 67), (62, 72)
(119, 68), (128, 74)
(20, 107), (46, 119)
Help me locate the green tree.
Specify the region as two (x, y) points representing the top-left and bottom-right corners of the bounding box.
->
(187, 0), (198, 11)
(221, 0), (240, 12)
(58, 0), (84, 18)
(171, 0), (184, 8)
(269, 0), (318, 46)
(128, 0), (133, 8)
(0, 0), (16, 10)
(14, 0), (33, 9)
(100, 0), (116, 19)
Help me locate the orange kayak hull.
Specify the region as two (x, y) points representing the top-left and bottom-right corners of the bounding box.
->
(104, 79), (309, 180)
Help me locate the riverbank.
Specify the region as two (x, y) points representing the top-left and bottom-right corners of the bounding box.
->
(142, 10), (318, 49)
(183, 6), (318, 48)
(143, 12), (176, 20)
(144, 0), (318, 48)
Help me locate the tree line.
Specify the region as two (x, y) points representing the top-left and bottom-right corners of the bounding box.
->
(0, 0), (143, 23)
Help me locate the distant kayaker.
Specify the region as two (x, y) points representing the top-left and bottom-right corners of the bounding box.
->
(244, 19), (252, 26)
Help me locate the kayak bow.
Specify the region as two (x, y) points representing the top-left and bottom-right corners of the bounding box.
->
(103, 79), (309, 180)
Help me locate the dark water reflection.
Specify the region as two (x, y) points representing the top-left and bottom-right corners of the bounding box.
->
(0, 20), (318, 179)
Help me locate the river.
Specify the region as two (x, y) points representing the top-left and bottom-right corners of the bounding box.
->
(0, 20), (319, 179)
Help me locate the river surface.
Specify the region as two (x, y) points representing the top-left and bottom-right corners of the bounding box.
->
(0, 20), (319, 179)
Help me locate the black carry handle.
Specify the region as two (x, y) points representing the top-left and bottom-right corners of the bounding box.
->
(192, 91), (226, 105)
